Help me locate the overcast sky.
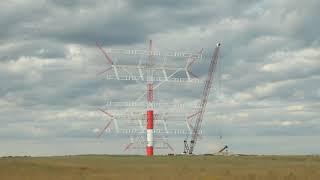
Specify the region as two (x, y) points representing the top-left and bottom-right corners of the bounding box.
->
(1, 0), (320, 156)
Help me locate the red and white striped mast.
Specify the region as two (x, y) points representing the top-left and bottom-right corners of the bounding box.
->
(146, 40), (154, 156)
(95, 39), (205, 156)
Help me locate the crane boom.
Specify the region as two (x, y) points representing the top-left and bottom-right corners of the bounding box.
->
(187, 43), (221, 154)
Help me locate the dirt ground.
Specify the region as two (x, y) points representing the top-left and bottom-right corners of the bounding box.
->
(0, 155), (319, 180)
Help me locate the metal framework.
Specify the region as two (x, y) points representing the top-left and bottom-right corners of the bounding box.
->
(95, 40), (219, 156)
(184, 43), (221, 154)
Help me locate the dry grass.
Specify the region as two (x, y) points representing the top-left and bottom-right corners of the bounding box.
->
(0, 155), (319, 180)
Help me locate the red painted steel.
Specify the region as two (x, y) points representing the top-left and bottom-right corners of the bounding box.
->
(147, 110), (154, 129)
(147, 84), (153, 102)
(96, 42), (114, 65)
(146, 146), (154, 156)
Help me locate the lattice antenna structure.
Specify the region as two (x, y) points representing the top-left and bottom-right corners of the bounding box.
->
(95, 40), (212, 156)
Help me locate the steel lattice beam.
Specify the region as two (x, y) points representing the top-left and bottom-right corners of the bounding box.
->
(187, 43), (221, 154)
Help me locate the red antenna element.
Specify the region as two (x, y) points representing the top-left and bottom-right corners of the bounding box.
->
(97, 108), (115, 138)
(147, 84), (153, 102)
(186, 48), (203, 78)
(97, 118), (113, 138)
(96, 67), (113, 76)
(124, 143), (134, 151)
(96, 42), (114, 65)
(98, 108), (114, 118)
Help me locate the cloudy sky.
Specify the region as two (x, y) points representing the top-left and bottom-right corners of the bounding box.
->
(1, 0), (320, 156)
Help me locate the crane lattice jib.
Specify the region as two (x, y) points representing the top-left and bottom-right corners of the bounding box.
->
(188, 43), (221, 154)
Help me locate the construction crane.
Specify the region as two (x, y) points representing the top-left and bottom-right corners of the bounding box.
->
(184, 43), (221, 154)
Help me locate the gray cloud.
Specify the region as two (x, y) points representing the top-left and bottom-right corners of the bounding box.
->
(0, 0), (319, 155)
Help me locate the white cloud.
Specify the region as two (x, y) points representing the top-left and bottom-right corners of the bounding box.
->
(1, 0), (320, 155)
(233, 92), (254, 101)
(221, 73), (232, 80)
(237, 112), (249, 118)
(286, 105), (304, 111)
(249, 35), (286, 49)
(6, 57), (57, 73)
(259, 119), (302, 126)
(261, 47), (320, 73)
(253, 79), (295, 97)
(273, 120), (302, 126)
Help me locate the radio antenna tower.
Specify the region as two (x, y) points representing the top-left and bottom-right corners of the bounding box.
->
(95, 39), (218, 156)
(146, 40), (155, 155)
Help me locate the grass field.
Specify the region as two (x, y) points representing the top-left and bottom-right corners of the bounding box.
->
(0, 155), (319, 180)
